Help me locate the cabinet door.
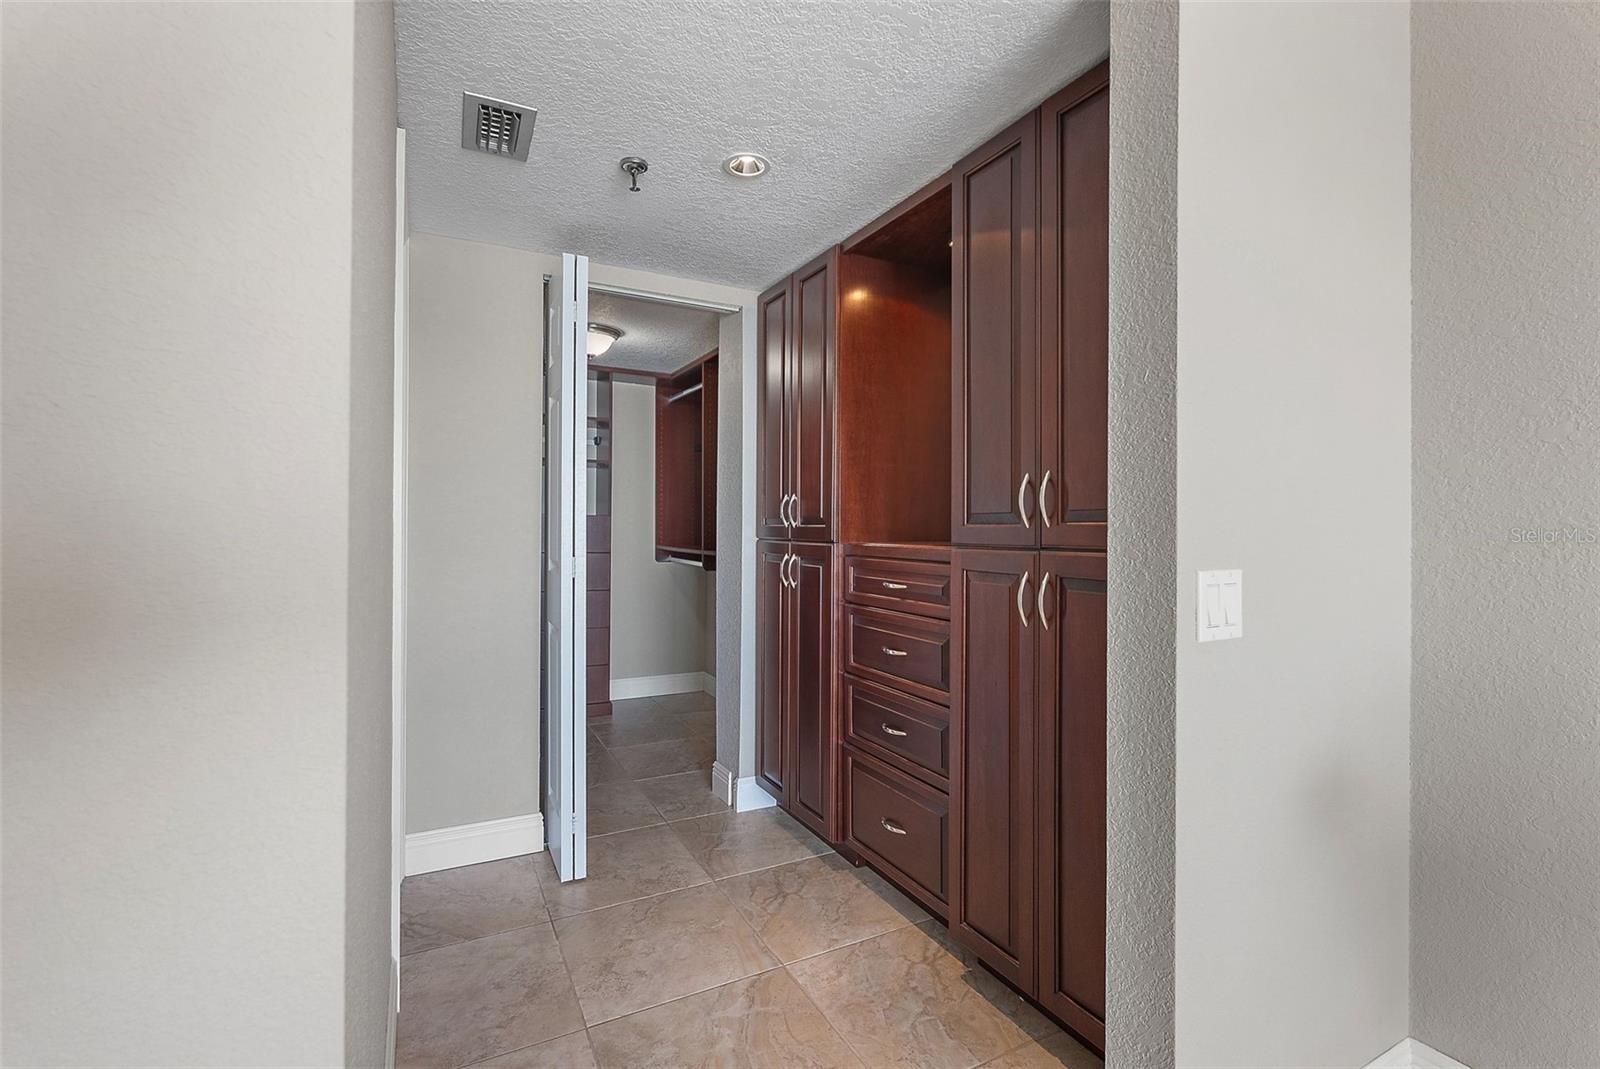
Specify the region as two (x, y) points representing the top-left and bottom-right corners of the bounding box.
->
(755, 541), (789, 803)
(785, 542), (837, 840)
(1040, 65), (1109, 551)
(952, 113), (1039, 547)
(1036, 552), (1107, 1048)
(757, 280), (792, 541)
(950, 549), (1037, 990)
(789, 250), (837, 542)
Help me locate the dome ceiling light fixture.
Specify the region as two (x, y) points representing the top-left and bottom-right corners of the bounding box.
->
(587, 323), (623, 359)
(723, 152), (770, 179)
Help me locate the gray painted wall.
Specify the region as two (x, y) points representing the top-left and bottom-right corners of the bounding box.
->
(406, 234), (543, 834)
(1174, 3), (1412, 1064)
(716, 310), (755, 778)
(1, 3), (395, 1062)
(609, 380), (712, 682)
(1106, 3), (1177, 1065)
(1411, 5), (1600, 1065)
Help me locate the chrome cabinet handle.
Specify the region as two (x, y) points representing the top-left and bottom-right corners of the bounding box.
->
(880, 723), (909, 737)
(1039, 470), (1054, 528)
(1018, 473), (1033, 529)
(786, 552), (798, 588)
(786, 493), (799, 528)
(880, 818), (908, 836)
(880, 581), (908, 590)
(780, 493), (793, 530)
(881, 646), (908, 657)
(779, 553), (789, 589)
(1017, 570), (1031, 628)
(1038, 571), (1052, 631)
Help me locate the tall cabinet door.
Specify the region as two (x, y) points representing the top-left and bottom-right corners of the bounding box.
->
(789, 250), (837, 543)
(952, 112), (1040, 548)
(1035, 552), (1107, 1047)
(755, 541), (789, 803)
(785, 542), (837, 840)
(950, 548), (1038, 990)
(757, 281), (792, 541)
(1039, 65), (1110, 551)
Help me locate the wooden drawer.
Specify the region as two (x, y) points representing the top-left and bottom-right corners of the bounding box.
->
(845, 604), (951, 703)
(843, 674), (949, 789)
(845, 556), (951, 619)
(844, 747), (949, 915)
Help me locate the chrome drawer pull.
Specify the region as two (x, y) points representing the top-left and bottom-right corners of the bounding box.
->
(881, 646), (908, 657)
(880, 818), (908, 836)
(880, 723), (909, 737)
(880, 581), (909, 590)
(1018, 472), (1033, 529)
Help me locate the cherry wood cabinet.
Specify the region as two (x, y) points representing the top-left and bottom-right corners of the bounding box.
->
(952, 112), (1039, 547)
(654, 351), (717, 567)
(1035, 551), (1108, 1048)
(757, 284), (791, 541)
(1039, 65), (1110, 551)
(953, 60), (1109, 553)
(951, 547), (1106, 1045)
(755, 542), (789, 802)
(755, 539), (839, 840)
(757, 252), (837, 544)
(950, 549), (1038, 989)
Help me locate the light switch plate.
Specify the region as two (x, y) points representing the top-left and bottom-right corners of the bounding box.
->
(1197, 569), (1242, 642)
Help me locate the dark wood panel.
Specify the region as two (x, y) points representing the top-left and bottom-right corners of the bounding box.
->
(950, 548), (1037, 990)
(789, 249), (837, 542)
(836, 248), (952, 544)
(844, 554), (952, 620)
(952, 112), (1039, 548)
(586, 589), (610, 628)
(1040, 64), (1109, 552)
(844, 604), (951, 703)
(587, 513), (611, 552)
(1036, 552), (1106, 1047)
(843, 172), (953, 265)
(656, 374), (703, 554)
(701, 355), (718, 559)
(586, 626), (609, 666)
(786, 542), (838, 841)
(585, 664), (608, 700)
(842, 673), (950, 789)
(586, 553), (610, 592)
(757, 280), (791, 541)
(843, 746), (949, 919)
(755, 541), (788, 803)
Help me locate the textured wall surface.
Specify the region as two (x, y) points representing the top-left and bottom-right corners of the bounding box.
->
(406, 234), (543, 834)
(609, 381), (712, 681)
(1, 3), (392, 1062)
(1412, 5), (1600, 1065)
(1174, 4), (1411, 1064)
(345, 2), (398, 1063)
(715, 310), (755, 777)
(393, 0), (1109, 288)
(1105, 2), (1177, 1065)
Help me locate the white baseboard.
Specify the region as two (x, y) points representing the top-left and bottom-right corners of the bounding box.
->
(609, 671), (715, 701)
(735, 775), (778, 812)
(1365, 1038), (1472, 1069)
(711, 761), (736, 806)
(711, 761), (777, 812)
(404, 812), (545, 876)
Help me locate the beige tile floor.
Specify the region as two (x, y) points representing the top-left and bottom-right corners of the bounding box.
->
(398, 693), (1103, 1069)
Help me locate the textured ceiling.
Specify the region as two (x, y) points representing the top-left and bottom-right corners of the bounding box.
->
(588, 290), (721, 375)
(394, 0), (1109, 289)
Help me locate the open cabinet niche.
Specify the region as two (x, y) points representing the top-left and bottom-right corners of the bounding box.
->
(586, 371), (613, 718)
(654, 350), (717, 568)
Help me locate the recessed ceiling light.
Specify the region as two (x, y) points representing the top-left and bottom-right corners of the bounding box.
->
(587, 323), (622, 358)
(723, 153), (770, 179)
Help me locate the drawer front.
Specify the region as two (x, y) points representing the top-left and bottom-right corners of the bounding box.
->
(845, 556), (952, 619)
(843, 674), (950, 787)
(846, 748), (949, 908)
(846, 605), (951, 702)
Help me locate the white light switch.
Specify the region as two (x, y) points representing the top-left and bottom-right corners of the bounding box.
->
(1197, 569), (1242, 642)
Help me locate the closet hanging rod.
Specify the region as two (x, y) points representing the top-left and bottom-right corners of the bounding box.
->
(665, 381), (703, 404)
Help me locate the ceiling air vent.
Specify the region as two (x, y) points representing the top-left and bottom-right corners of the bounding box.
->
(461, 92), (536, 161)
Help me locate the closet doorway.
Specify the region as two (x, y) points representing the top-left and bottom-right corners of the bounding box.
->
(577, 284), (741, 846)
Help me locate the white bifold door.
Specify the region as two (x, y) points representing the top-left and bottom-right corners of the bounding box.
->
(544, 253), (588, 881)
